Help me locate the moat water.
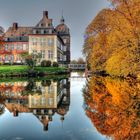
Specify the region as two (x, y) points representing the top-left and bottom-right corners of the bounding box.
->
(0, 72), (139, 140)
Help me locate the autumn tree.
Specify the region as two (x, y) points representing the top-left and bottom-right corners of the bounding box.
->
(21, 52), (42, 69)
(77, 57), (85, 64)
(83, 0), (140, 77)
(71, 57), (85, 64)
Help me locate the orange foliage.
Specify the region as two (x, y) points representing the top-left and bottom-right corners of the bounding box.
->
(83, 0), (140, 77)
(84, 77), (140, 140)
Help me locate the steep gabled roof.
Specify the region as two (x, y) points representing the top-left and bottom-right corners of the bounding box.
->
(4, 25), (33, 38)
(35, 11), (53, 28)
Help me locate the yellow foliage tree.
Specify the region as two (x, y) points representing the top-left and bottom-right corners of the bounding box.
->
(83, 0), (140, 77)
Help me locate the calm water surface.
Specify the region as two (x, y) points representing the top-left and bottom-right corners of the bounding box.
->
(0, 72), (107, 140)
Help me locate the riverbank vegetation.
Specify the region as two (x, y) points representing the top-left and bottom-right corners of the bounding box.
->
(0, 74), (69, 82)
(0, 65), (68, 77)
(83, 0), (140, 78)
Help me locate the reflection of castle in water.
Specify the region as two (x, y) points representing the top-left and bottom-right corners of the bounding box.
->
(0, 78), (70, 131)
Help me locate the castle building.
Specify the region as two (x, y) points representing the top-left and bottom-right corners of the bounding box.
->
(1, 11), (70, 65)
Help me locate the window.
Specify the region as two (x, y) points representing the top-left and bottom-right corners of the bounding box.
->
(33, 30), (36, 34)
(48, 50), (53, 59)
(41, 50), (45, 58)
(41, 29), (44, 34)
(23, 44), (27, 50)
(64, 39), (67, 44)
(48, 85), (53, 93)
(32, 98), (38, 105)
(5, 38), (10, 41)
(63, 46), (67, 51)
(5, 55), (9, 61)
(63, 55), (66, 61)
(16, 44), (21, 50)
(41, 97), (46, 105)
(49, 29), (52, 34)
(60, 44), (63, 50)
(32, 38), (37, 46)
(48, 98), (53, 106)
(44, 30), (46, 34)
(5, 44), (8, 50)
(40, 38), (46, 47)
(11, 44), (14, 50)
(36, 30), (39, 34)
(47, 38), (54, 46)
(11, 55), (14, 61)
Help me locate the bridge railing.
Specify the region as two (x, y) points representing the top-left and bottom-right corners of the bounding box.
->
(68, 64), (86, 70)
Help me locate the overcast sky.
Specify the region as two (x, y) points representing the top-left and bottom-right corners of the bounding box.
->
(0, 0), (109, 59)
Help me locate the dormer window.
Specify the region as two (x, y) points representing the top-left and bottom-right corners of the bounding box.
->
(44, 30), (46, 34)
(49, 29), (52, 34)
(33, 30), (36, 34)
(41, 29), (44, 34)
(36, 30), (39, 34)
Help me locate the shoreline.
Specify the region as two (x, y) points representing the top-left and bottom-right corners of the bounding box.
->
(0, 65), (70, 77)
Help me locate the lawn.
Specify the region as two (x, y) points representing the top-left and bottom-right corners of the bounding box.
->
(0, 65), (28, 74)
(0, 65), (68, 75)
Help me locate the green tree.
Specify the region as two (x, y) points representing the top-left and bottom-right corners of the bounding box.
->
(21, 52), (42, 70)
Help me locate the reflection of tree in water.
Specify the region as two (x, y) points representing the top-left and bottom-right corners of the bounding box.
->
(41, 80), (51, 87)
(0, 96), (5, 115)
(23, 79), (42, 95)
(0, 104), (5, 115)
(77, 72), (84, 77)
(83, 77), (140, 140)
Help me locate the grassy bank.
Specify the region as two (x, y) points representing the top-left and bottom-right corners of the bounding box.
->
(0, 65), (69, 77)
(0, 65), (28, 74)
(0, 74), (69, 82)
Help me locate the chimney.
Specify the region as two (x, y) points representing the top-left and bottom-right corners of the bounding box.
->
(43, 11), (48, 18)
(13, 23), (18, 30)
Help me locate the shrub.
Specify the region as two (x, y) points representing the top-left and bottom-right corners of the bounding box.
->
(41, 60), (51, 67)
(0, 62), (3, 65)
(52, 62), (59, 67)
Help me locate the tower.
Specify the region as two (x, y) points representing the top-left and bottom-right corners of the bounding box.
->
(56, 15), (70, 65)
